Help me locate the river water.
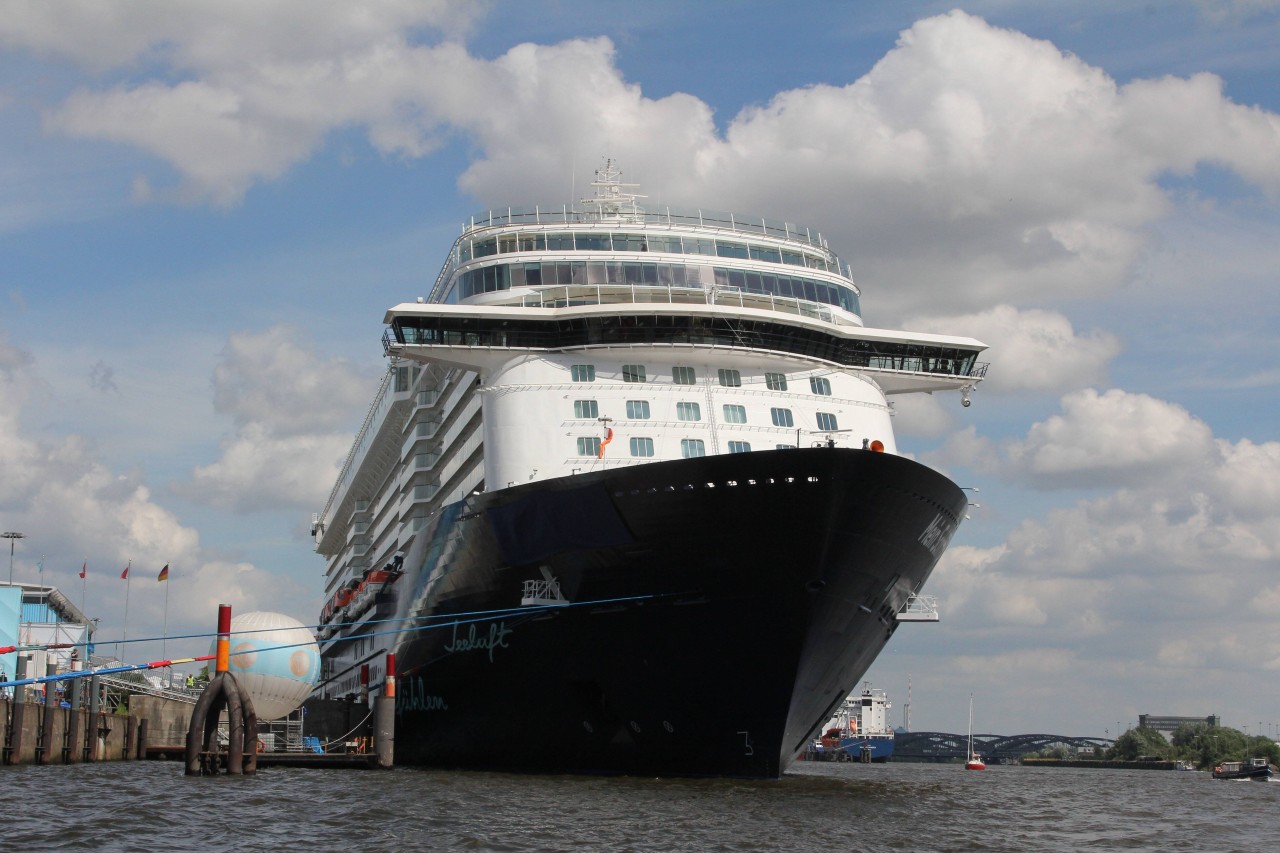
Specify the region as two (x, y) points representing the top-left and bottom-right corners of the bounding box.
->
(2, 760), (1275, 851)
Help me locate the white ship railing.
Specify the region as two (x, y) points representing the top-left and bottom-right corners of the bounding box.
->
(521, 576), (569, 607)
(896, 594), (940, 622)
(464, 205), (834, 252)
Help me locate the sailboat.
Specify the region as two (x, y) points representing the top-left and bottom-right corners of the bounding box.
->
(965, 694), (986, 770)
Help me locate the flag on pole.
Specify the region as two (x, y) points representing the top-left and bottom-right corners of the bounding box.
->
(157, 564), (169, 582)
(79, 561), (87, 579)
(121, 561), (130, 580)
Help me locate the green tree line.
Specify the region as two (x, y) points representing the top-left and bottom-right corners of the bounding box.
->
(1103, 723), (1279, 768)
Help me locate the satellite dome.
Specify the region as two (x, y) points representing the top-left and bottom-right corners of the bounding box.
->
(218, 611), (320, 720)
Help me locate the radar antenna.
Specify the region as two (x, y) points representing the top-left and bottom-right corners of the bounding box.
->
(580, 158), (646, 222)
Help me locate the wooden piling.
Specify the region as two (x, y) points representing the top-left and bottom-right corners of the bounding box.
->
(375, 652), (395, 770)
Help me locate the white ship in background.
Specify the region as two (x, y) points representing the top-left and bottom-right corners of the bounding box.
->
(310, 161), (988, 777)
(818, 684), (896, 761)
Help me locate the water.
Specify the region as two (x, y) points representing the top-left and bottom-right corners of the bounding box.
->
(3, 760), (1276, 851)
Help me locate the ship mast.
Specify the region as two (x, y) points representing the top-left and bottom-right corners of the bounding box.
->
(579, 158), (646, 223)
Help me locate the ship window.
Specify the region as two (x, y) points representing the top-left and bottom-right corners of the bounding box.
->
(686, 238), (717, 256)
(622, 364), (647, 382)
(472, 238), (498, 258)
(765, 372), (787, 391)
(810, 377), (832, 396)
(498, 235), (518, 253)
(576, 436), (602, 457)
(781, 250), (805, 267)
(523, 263), (542, 286)
(771, 407), (794, 428)
(816, 412), (839, 431)
(575, 233), (611, 251)
(727, 441), (752, 454)
(571, 364), (596, 382)
(648, 236), (683, 254)
(776, 443), (796, 450)
(676, 402), (702, 421)
(518, 234), (545, 252)
(545, 233), (574, 250)
(672, 366), (697, 385)
(625, 400), (651, 419)
(613, 233), (647, 252)
(685, 264), (713, 287)
(722, 404), (747, 424)
(394, 366), (410, 393)
(717, 368), (741, 387)
(586, 261), (608, 285)
(573, 400), (599, 419)
(749, 245), (782, 263)
(657, 264), (684, 286)
(630, 437), (655, 457)
(715, 240), (749, 259)
(680, 439), (706, 458)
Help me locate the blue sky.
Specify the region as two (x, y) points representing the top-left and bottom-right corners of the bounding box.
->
(2, 0), (1280, 739)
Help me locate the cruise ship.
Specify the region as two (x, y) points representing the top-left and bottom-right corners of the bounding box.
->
(311, 162), (987, 778)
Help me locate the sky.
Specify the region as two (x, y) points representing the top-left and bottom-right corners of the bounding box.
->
(2, 0), (1279, 740)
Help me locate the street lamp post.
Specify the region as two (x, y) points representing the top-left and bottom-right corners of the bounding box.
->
(2, 531), (25, 585)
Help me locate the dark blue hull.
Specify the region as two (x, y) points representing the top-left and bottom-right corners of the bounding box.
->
(389, 447), (965, 778)
(837, 735), (895, 762)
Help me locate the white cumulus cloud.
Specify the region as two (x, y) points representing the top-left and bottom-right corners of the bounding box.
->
(907, 305), (1122, 394)
(184, 326), (379, 511)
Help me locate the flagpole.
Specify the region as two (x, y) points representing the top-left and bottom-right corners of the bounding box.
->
(120, 560), (131, 663)
(162, 573), (170, 662)
(80, 559), (87, 617)
(38, 555), (47, 622)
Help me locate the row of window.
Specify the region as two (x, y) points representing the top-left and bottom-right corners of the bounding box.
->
(461, 231), (832, 272)
(574, 436), (775, 458)
(570, 364), (830, 394)
(448, 259), (860, 316)
(571, 399), (837, 430)
(393, 313), (985, 379)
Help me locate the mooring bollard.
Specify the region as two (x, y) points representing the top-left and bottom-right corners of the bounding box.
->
(185, 603), (257, 776)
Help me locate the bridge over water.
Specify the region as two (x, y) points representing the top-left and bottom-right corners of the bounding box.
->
(894, 731), (1114, 762)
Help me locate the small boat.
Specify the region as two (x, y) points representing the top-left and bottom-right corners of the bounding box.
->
(1212, 757), (1276, 780)
(965, 694), (985, 770)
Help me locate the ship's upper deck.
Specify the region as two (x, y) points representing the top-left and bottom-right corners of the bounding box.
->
(426, 161), (859, 319)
